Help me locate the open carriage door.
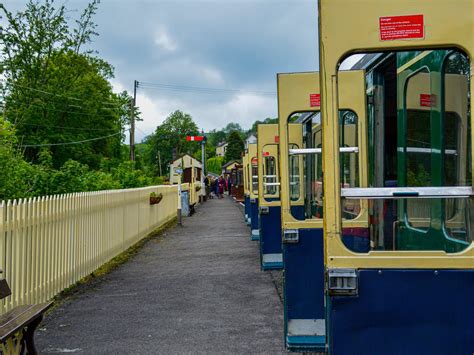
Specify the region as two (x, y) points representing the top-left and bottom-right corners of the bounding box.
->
(318, 1), (474, 353)
(278, 71), (367, 351)
(257, 124), (283, 269)
(248, 143), (260, 240)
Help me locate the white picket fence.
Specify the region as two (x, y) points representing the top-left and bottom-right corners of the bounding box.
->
(0, 185), (178, 314)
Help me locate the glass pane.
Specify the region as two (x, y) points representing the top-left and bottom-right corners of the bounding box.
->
(289, 144), (300, 202)
(340, 110), (360, 219)
(263, 151), (279, 198)
(443, 51), (471, 239)
(405, 69), (431, 231)
(340, 197), (473, 253)
(337, 49), (472, 254)
(251, 158), (258, 194)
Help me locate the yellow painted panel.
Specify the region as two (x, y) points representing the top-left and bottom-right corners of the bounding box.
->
(318, 0), (474, 268)
(248, 143), (258, 199)
(278, 71), (369, 228)
(257, 124), (280, 207)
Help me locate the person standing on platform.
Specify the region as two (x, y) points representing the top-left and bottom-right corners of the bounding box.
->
(218, 176), (225, 199)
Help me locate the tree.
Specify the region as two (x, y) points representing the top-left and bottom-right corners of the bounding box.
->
(206, 157), (224, 175)
(224, 130), (244, 163)
(145, 110), (200, 175)
(0, 1), (131, 169)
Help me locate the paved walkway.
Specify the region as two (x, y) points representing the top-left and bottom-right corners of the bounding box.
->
(37, 196), (286, 354)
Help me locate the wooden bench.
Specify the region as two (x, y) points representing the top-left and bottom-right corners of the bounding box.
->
(0, 279), (52, 354)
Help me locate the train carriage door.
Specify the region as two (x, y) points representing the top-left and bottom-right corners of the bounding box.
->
(248, 143), (260, 240)
(277, 71), (367, 352)
(318, 1), (474, 354)
(243, 151), (251, 224)
(257, 124), (283, 269)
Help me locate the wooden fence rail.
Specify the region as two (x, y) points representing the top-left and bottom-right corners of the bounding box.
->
(0, 185), (178, 314)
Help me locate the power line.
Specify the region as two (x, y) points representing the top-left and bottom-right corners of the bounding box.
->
(5, 84), (124, 108)
(138, 81), (277, 96)
(20, 131), (123, 148)
(15, 122), (120, 131)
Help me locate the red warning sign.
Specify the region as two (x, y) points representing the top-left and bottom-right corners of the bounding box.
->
(274, 136), (280, 143)
(420, 94), (436, 107)
(310, 94), (320, 107)
(251, 157), (258, 165)
(263, 152), (270, 157)
(379, 14), (424, 41)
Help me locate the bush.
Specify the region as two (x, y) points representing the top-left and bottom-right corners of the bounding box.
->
(206, 156), (224, 175)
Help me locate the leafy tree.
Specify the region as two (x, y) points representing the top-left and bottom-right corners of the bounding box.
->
(223, 122), (243, 134)
(0, 0), (131, 169)
(145, 110), (200, 175)
(206, 156), (224, 175)
(224, 130), (244, 163)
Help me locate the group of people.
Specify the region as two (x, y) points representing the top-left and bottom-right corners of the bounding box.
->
(204, 175), (232, 199)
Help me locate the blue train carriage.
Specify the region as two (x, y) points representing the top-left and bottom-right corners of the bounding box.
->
(248, 143), (260, 240)
(278, 70), (368, 352)
(257, 123), (282, 269)
(318, 1), (474, 354)
(242, 151), (251, 225)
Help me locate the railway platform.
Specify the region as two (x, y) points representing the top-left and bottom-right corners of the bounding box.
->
(36, 196), (286, 354)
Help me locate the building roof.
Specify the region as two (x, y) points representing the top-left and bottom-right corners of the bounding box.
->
(170, 154), (202, 165)
(222, 160), (239, 169)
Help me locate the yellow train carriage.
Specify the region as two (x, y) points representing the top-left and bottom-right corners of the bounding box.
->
(318, 0), (474, 353)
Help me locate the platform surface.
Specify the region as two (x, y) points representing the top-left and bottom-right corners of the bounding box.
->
(37, 196), (286, 354)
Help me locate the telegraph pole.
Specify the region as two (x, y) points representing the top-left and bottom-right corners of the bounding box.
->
(130, 80), (138, 161)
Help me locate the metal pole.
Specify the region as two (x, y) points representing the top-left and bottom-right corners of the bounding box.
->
(130, 80), (138, 161)
(201, 134), (206, 201)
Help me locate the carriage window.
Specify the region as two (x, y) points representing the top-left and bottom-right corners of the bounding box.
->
(442, 51), (472, 245)
(289, 144), (300, 201)
(337, 49), (472, 254)
(251, 158), (258, 195)
(340, 110), (360, 220)
(263, 152), (279, 197)
(405, 69), (431, 232)
(287, 113), (323, 220)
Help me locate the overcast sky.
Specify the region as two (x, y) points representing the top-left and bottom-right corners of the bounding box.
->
(4, 0), (321, 141)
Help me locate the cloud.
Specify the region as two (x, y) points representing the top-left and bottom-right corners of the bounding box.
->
(3, 0), (318, 143)
(154, 27), (178, 52)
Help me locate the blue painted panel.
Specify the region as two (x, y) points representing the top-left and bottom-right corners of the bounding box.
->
(290, 205), (305, 221)
(284, 229), (325, 320)
(342, 227), (370, 253)
(329, 269), (474, 355)
(260, 206), (282, 256)
(250, 199), (259, 230)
